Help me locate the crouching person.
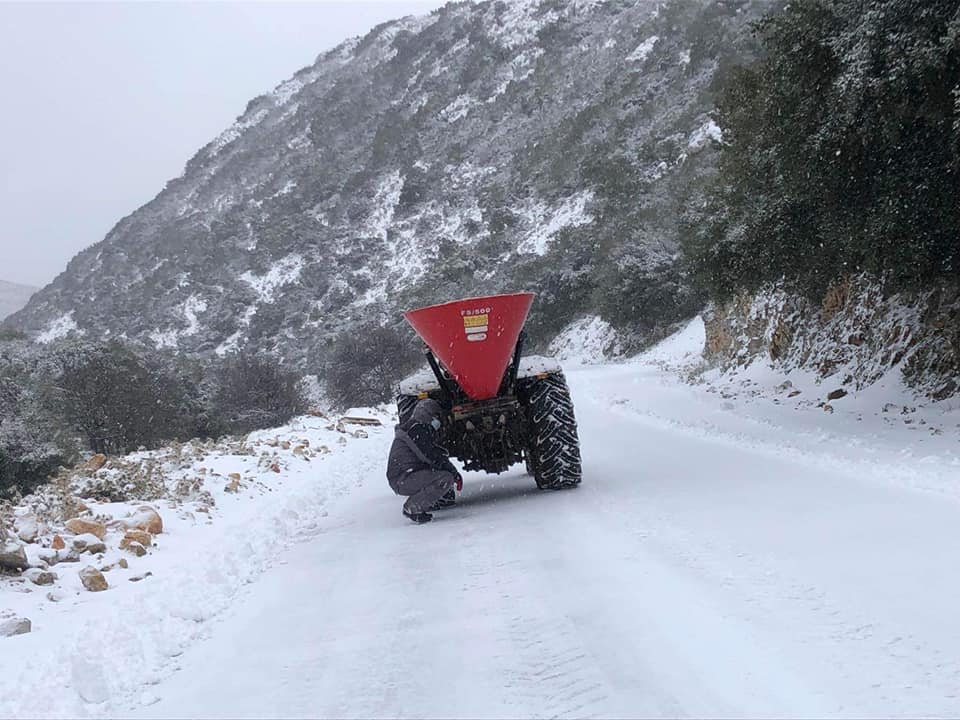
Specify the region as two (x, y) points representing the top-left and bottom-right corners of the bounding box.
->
(387, 398), (463, 524)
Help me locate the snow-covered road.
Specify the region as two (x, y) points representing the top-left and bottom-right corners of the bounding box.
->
(132, 356), (960, 719)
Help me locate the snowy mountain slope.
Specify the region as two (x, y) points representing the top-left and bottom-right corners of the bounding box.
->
(5, 0), (768, 364)
(5, 322), (960, 717)
(0, 280), (36, 321)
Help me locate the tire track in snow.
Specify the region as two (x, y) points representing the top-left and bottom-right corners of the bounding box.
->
(441, 500), (612, 719)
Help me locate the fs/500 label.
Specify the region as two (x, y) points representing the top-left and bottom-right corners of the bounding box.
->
(461, 307), (490, 342)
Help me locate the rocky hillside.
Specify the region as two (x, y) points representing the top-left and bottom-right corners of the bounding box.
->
(702, 275), (960, 402)
(6, 0), (770, 367)
(0, 280), (36, 321)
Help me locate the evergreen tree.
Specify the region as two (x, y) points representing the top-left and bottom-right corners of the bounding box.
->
(685, 0), (960, 299)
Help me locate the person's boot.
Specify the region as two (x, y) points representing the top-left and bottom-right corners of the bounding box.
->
(430, 490), (456, 511)
(403, 508), (433, 524)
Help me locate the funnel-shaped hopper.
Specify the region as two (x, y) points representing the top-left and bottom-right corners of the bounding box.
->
(404, 293), (535, 401)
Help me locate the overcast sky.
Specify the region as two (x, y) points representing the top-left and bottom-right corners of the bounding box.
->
(0, 1), (448, 288)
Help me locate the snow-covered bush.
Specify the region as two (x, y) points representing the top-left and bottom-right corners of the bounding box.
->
(53, 342), (200, 454)
(324, 324), (422, 410)
(0, 418), (70, 499)
(0, 335), (320, 496)
(202, 353), (307, 436)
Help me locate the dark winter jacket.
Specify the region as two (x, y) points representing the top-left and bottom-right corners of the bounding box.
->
(386, 399), (457, 483)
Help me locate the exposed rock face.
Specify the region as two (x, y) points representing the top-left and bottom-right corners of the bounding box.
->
(703, 276), (960, 400)
(5, 0), (769, 359)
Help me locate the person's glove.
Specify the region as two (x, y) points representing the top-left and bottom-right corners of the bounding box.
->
(454, 472), (463, 492)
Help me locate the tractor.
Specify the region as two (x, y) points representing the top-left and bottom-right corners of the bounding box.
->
(396, 292), (581, 489)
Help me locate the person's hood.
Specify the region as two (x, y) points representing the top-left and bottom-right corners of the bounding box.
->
(412, 398), (444, 425)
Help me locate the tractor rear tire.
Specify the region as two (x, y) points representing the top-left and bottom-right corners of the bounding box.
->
(521, 372), (581, 489)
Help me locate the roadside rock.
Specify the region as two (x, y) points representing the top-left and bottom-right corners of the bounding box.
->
(122, 529), (152, 547)
(0, 540), (29, 571)
(932, 379), (957, 402)
(0, 616), (31, 637)
(38, 547), (81, 566)
(79, 566), (108, 592)
(122, 541), (147, 557)
(85, 453), (108, 472)
(51, 534), (66, 550)
(71, 534), (107, 555)
(130, 506), (163, 535)
(65, 518), (107, 540)
(24, 568), (57, 586)
(15, 514), (40, 543)
(120, 530), (151, 555)
(826, 388), (848, 401)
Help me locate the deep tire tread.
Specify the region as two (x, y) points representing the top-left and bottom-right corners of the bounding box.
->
(522, 372), (582, 489)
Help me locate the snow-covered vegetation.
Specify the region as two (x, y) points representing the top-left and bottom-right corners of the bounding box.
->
(0, 336), (307, 500)
(683, 1), (959, 301)
(680, 0), (960, 401)
(700, 275), (960, 404)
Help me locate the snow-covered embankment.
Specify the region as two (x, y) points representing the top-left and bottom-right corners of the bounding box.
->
(0, 409), (391, 717)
